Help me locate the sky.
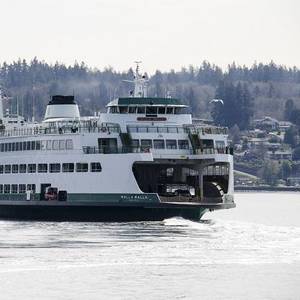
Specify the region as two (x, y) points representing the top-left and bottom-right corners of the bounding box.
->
(0, 0), (299, 74)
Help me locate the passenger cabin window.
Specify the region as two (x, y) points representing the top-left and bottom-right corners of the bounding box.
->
(76, 163), (88, 172)
(119, 106), (128, 114)
(66, 139), (73, 150)
(50, 163), (61, 173)
(0, 165), (3, 174)
(63, 163), (74, 173)
(137, 106), (145, 114)
(202, 139), (214, 148)
(166, 107), (174, 114)
(59, 140), (65, 150)
(52, 140), (59, 150)
(166, 140), (177, 149)
(131, 140), (139, 148)
(153, 139), (165, 149)
(12, 164), (18, 173)
(174, 107), (183, 114)
(178, 140), (189, 150)
(11, 184), (18, 194)
(128, 106), (137, 113)
(46, 140), (52, 150)
(19, 164), (26, 173)
(110, 106), (118, 113)
(215, 140), (225, 148)
(27, 184), (36, 193)
(0, 185), (3, 193)
(38, 164), (48, 173)
(19, 184), (26, 193)
(28, 164), (36, 173)
(141, 139), (152, 150)
(146, 106), (157, 116)
(158, 107), (165, 114)
(36, 141), (41, 150)
(4, 184), (10, 194)
(41, 140), (47, 150)
(91, 162), (102, 172)
(5, 165), (11, 173)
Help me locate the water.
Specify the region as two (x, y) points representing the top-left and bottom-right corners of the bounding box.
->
(0, 193), (299, 300)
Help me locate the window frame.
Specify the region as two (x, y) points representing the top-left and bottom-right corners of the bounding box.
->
(19, 184), (26, 194)
(76, 163), (88, 172)
(153, 139), (165, 149)
(27, 164), (37, 173)
(166, 139), (177, 149)
(91, 162), (102, 172)
(178, 139), (189, 150)
(5, 165), (11, 174)
(12, 164), (19, 173)
(11, 184), (18, 194)
(62, 163), (74, 173)
(38, 164), (48, 173)
(49, 163), (61, 173)
(19, 164), (26, 173)
(4, 184), (10, 194)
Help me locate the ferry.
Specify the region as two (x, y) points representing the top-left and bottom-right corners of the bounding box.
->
(0, 64), (235, 221)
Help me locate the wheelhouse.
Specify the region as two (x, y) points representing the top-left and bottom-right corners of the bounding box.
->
(106, 97), (188, 117)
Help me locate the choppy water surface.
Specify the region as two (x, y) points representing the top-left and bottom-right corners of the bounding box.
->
(0, 193), (299, 300)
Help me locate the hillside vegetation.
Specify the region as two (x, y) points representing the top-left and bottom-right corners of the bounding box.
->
(1, 58), (300, 126)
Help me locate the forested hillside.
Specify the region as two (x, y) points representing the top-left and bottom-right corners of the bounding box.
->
(1, 58), (300, 128)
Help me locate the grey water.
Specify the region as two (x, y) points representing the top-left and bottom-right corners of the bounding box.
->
(0, 193), (299, 300)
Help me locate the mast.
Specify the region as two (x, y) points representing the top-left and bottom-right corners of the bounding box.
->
(0, 88), (5, 120)
(123, 61), (148, 98)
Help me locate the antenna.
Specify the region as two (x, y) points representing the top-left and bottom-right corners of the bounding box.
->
(122, 62), (148, 98)
(134, 61), (142, 75)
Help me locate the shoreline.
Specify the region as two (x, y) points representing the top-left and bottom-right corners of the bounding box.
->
(235, 186), (300, 192)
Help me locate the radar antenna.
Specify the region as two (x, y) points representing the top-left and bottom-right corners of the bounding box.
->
(123, 61), (148, 98)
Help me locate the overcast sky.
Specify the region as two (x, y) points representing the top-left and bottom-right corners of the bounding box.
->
(0, 0), (299, 73)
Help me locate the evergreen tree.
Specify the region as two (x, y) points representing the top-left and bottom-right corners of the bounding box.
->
(284, 99), (295, 121)
(212, 81), (253, 129)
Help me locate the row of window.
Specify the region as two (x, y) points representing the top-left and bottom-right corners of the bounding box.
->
(203, 165), (229, 176)
(0, 184), (36, 194)
(132, 139), (190, 150)
(128, 126), (186, 134)
(0, 139), (74, 152)
(0, 162), (102, 174)
(109, 106), (185, 115)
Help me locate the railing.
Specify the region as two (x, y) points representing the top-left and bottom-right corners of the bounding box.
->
(0, 124), (120, 138)
(128, 125), (227, 135)
(82, 146), (233, 155)
(193, 147), (233, 155)
(82, 146), (151, 154)
(186, 126), (228, 135)
(128, 126), (189, 134)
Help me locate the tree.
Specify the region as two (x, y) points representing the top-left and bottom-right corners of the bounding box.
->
(293, 147), (300, 160)
(212, 81), (253, 130)
(259, 160), (279, 186)
(290, 109), (300, 126)
(284, 126), (298, 148)
(279, 160), (292, 180)
(284, 99), (295, 121)
(229, 124), (241, 145)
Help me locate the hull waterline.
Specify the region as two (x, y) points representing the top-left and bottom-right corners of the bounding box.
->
(0, 201), (235, 222)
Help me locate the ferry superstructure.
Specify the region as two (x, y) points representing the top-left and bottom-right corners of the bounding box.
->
(0, 65), (235, 221)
